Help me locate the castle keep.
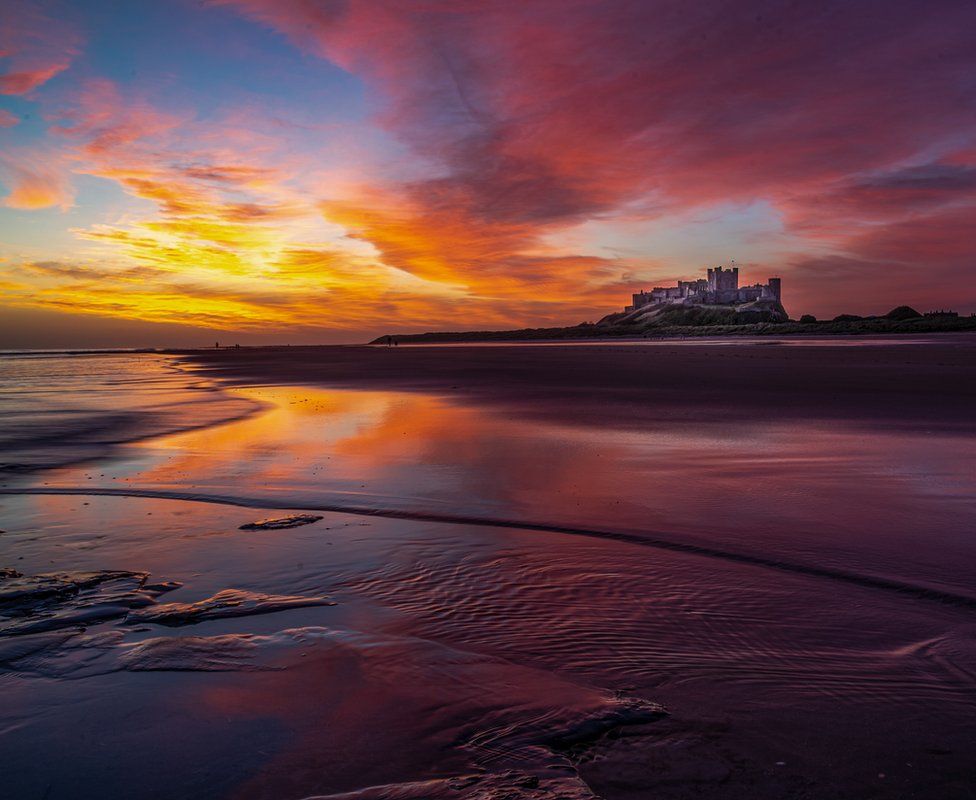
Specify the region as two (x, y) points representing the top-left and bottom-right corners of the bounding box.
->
(626, 266), (781, 312)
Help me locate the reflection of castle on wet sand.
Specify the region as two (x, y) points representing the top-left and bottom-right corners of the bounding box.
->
(626, 265), (781, 312)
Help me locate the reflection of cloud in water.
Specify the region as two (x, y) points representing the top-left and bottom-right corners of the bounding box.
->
(0, 352), (260, 472)
(39, 384), (976, 596)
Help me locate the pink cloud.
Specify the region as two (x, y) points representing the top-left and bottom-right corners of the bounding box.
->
(218, 2), (976, 205)
(0, 109), (19, 127)
(848, 205), (976, 267)
(0, 63), (70, 95)
(51, 78), (185, 157)
(0, 2), (81, 95)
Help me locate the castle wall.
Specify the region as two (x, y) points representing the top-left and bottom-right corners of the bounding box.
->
(632, 291), (654, 309)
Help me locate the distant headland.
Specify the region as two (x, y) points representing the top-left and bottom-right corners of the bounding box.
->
(373, 265), (976, 344)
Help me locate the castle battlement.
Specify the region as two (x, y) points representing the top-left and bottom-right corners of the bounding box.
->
(625, 266), (781, 313)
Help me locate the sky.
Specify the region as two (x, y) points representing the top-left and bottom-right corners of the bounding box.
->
(1, 0), (975, 346)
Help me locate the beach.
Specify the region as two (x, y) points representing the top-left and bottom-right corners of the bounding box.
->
(2, 336), (975, 799)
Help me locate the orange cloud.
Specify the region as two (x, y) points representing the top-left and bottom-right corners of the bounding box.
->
(3, 73), (571, 334)
(0, 150), (73, 209)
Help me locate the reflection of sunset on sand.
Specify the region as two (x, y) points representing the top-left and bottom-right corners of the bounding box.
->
(2, 340), (976, 798)
(34, 375), (976, 594)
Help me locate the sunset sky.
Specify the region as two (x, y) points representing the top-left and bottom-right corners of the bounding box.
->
(1, 0), (975, 346)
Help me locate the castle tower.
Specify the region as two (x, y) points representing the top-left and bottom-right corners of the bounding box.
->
(707, 266), (739, 292)
(768, 277), (781, 300)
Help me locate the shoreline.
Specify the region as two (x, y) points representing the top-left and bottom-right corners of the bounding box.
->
(365, 316), (976, 345)
(0, 351), (266, 476)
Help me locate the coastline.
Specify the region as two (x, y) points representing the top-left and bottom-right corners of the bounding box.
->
(367, 315), (976, 344)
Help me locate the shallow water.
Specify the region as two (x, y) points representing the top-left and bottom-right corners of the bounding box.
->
(0, 351), (258, 471)
(23, 382), (976, 599)
(1, 349), (975, 799)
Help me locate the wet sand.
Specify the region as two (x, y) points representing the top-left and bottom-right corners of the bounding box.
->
(178, 334), (976, 432)
(3, 492), (974, 799)
(2, 336), (976, 799)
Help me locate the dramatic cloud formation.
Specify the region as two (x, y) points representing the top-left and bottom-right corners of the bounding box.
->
(1, 0), (975, 342)
(219, 1), (976, 282)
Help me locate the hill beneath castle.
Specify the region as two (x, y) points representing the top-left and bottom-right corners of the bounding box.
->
(597, 296), (790, 327)
(371, 304), (976, 344)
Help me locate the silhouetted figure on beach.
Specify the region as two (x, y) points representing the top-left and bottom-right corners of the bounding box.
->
(215, 341), (219, 349)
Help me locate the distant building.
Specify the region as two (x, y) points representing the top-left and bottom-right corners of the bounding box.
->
(625, 266), (781, 312)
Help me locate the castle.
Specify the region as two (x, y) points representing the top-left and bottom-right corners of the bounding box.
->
(625, 266), (781, 312)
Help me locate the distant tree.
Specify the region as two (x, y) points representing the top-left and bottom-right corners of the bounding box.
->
(799, 314), (817, 323)
(885, 305), (922, 321)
